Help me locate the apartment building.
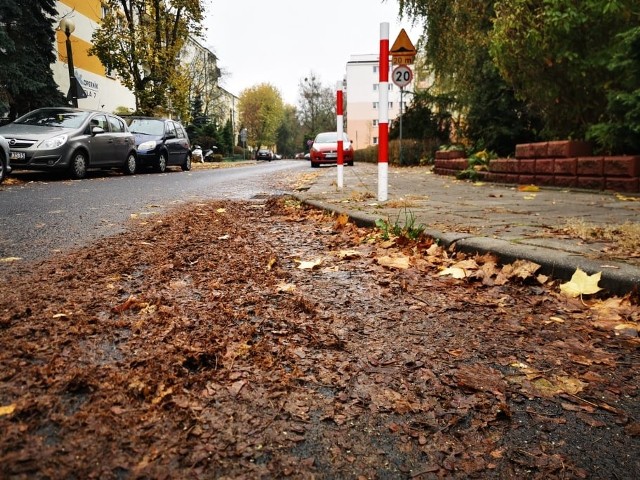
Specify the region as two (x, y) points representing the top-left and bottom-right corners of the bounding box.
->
(345, 54), (416, 150)
(54, 1), (136, 112)
(52, 1), (236, 131)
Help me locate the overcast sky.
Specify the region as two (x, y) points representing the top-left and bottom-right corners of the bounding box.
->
(202, 0), (423, 105)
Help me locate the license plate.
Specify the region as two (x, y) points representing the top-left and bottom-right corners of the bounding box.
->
(10, 151), (25, 160)
(325, 153), (337, 159)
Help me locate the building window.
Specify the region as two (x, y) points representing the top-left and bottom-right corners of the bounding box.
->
(373, 65), (378, 73)
(373, 137), (378, 144)
(389, 102), (394, 108)
(388, 84), (393, 90)
(373, 84), (378, 91)
(372, 119), (378, 126)
(373, 102), (378, 109)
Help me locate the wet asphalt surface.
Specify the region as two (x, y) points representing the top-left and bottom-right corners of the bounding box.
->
(0, 160), (307, 262)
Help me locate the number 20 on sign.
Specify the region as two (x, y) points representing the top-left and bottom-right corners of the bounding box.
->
(392, 65), (413, 88)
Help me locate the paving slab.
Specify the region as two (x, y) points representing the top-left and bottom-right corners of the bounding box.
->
(295, 162), (640, 295)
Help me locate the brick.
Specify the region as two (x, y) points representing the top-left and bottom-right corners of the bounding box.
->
(547, 140), (593, 158)
(603, 156), (640, 177)
(433, 167), (457, 177)
(518, 174), (535, 185)
(577, 176), (605, 191)
(535, 158), (555, 174)
(485, 173), (518, 184)
(554, 158), (577, 175)
(576, 157), (604, 176)
(515, 143), (535, 159)
(535, 174), (556, 186)
(435, 158), (468, 170)
(553, 176), (578, 188)
(531, 142), (549, 158)
(518, 159), (536, 174)
(490, 158), (518, 173)
(605, 177), (640, 193)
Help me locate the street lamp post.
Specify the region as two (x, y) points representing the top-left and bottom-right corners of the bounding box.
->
(59, 18), (80, 108)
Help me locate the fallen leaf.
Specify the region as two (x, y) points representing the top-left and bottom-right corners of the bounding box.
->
(511, 260), (541, 279)
(216, 208), (226, 213)
(0, 404), (16, 416)
(0, 257), (22, 263)
(518, 185), (540, 192)
(296, 258), (323, 270)
(438, 266), (467, 279)
(266, 257), (277, 270)
(276, 282), (296, 293)
(377, 255), (410, 269)
(560, 268), (602, 298)
(337, 249), (362, 260)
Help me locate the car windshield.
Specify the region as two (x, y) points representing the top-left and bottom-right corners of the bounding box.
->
(14, 109), (89, 128)
(314, 132), (349, 143)
(128, 119), (164, 135)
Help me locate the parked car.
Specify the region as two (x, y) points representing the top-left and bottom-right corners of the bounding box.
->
(255, 149), (273, 161)
(309, 131), (354, 168)
(0, 107), (137, 179)
(273, 153), (282, 160)
(126, 117), (191, 172)
(0, 134), (11, 183)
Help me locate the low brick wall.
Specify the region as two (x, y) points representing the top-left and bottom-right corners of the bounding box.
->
(433, 141), (640, 193)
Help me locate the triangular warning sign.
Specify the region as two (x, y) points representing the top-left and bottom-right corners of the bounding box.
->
(390, 29), (416, 55)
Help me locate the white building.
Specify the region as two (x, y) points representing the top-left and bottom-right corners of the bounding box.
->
(54, 0), (136, 112)
(52, 0), (235, 132)
(345, 54), (416, 150)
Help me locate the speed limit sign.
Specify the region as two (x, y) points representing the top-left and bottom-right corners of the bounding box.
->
(392, 65), (413, 88)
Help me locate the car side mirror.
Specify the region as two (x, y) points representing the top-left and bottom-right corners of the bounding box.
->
(91, 126), (105, 136)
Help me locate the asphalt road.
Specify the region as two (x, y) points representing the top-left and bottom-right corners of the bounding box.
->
(0, 160), (308, 262)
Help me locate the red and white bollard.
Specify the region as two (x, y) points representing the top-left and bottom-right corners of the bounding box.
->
(336, 81), (344, 189)
(378, 22), (389, 202)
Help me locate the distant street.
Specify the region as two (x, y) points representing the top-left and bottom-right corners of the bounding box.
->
(0, 160), (308, 262)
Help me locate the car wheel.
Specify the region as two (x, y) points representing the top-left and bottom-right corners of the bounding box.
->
(311, 162), (319, 168)
(181, 154), (192, 171)
(69, 151), (88, 179)
(123, 152), (137, 175)
(0, 156), (5, 184)
(348, 161), (354, 166)
(156, 152), (167, 173)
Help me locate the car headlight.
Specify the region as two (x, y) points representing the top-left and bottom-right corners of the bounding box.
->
(39, 134), (68, 149)
(138, 140), (157, 151)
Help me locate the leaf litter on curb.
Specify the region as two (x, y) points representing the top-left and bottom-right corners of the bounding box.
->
(0, 197), (638, 479)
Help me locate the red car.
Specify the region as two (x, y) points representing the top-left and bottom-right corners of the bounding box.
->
(309, 132), (354, 168)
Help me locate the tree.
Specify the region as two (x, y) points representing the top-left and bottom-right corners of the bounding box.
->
(276, 105), (303, 157)
(587, 26), (640, 154)
(297, 73), (336, 138)
(489, 0), (639, 140)
(0, 0), (67, 119)
(238, 84), (285, 149)
(90, 0), (203, 116)
(464, 54), (542, 156)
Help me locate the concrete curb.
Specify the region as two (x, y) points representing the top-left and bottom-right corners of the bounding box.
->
(297, 197), (640, 296)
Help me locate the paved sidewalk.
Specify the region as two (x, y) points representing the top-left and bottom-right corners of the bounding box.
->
(295, 162), (640, 296)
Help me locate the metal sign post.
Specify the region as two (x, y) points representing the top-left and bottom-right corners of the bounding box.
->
(336, 81), (344, 189)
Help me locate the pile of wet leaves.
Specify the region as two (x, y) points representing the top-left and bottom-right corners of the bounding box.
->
(0, 197), (638, 479)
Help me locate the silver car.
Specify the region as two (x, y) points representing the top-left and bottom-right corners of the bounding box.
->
(0, 134), (10, 183)
(0, 107), (137, 179)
